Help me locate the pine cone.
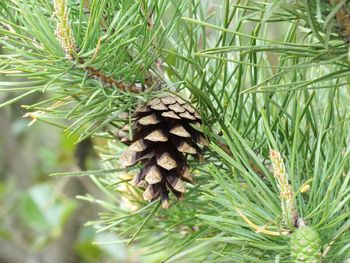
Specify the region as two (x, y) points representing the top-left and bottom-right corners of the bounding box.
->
(118, 94), (206, 208)
(290, 226), (322, 263)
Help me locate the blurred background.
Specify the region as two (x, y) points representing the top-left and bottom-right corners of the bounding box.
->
(0, 88), (145, 263)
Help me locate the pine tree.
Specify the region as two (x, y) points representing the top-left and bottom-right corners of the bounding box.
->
(1, 0), (350, 262)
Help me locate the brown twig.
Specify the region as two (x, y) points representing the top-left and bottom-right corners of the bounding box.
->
(54, 0), (150, 93)
(83, 65), (143, 92)
(329, 0), (350, 41)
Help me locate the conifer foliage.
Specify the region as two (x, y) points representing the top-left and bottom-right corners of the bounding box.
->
(1, 0), (350, 262)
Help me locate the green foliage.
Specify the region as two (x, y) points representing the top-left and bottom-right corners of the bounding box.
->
(0, 0), (176, 141)
(1, 0), (350, 262)
(18, 183), (76, 249)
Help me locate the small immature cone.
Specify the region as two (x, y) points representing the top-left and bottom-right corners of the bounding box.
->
(290, 224), (321, 262)
(117, 94), (206, 208)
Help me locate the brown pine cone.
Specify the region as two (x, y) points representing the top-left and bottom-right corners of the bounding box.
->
(118, 94), (206, 208)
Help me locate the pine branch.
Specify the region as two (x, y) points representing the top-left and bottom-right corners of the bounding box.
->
(53, 0), (145, 93)
(1, 1), (350, 261)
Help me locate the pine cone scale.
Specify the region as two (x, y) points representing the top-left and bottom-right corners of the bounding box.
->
(168, 103), (186, 113)
(169, 124), (191, 137)
(160, 96), (177, 105)
(128, 139), (149, 152)
(161, 111), (181, 119)
(156, 150), (177, 170)
(138, 114), (160, 125)
(177, 166), (193, 183)
(144, 129), (168, 142)
(166, 172), (186, 193)
(144, 165), (162, 184)
(176, 140), (197, 154)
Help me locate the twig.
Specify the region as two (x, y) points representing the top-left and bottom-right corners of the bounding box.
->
(329, 0), (350, 41)
(53, 0), (146, 93)
(83, 65), (143, 92)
